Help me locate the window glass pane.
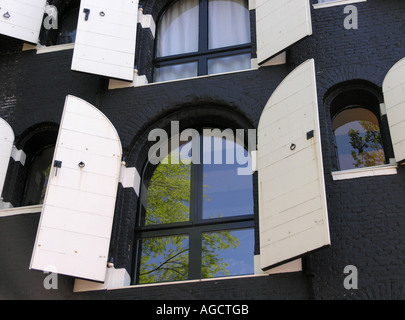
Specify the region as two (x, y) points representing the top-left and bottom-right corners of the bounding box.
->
(334, 108), (385, 170)
(156, 0), (199, 57)
(138, 235), (189, 284)
(23, 146), (54, 206)
(142, 143), (192, 225)
(155, 62), (198, 82)
(207, 53), (251, 75)
(56, 9), (79, 45)
(208, 0), (250, 49)
(202, 135), (254, 219)
(202, 228), (254, 278)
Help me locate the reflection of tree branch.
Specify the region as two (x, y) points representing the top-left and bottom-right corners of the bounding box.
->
(160, 266), (187, 276)
(140, 249), (189, 276)
(150, 182), (187, 190)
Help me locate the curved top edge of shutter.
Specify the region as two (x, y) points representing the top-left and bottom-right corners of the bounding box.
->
(258, 59), (315, 130)
(0, 117), (15, 142)
(382, 57), (405, 93)
(64, 95), (123, 155)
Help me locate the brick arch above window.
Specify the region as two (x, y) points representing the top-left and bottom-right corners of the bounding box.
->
(324, 80), (384, 119)
(126, 104), (255, 170)
(140, 0), (177, 21)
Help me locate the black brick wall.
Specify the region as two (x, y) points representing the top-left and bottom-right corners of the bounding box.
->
(294, 0), (405, 300)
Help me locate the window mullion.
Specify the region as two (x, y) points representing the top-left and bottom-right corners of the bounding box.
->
(199, 0), (209, 52)
(189, 229), (202, 280)
(194, 133), (204, 221)
(198, 0), (209, 75)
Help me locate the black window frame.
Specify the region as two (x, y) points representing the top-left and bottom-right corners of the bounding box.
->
(153, 0), (252, 81)
(132, 130), (255, 284)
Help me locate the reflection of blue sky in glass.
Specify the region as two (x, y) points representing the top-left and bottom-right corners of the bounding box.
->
(202, 229), (254, 278)
(202, 136), (253, 219)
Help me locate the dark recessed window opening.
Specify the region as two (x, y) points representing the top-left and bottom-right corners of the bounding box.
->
(134, 131), (255, 284)
(154, 0), (251, 82)
(23, 145), (55, 206)
(56, 8), (79, 45)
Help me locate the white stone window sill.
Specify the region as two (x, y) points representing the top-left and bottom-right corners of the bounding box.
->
(108, 52), (287, 90)
(22, 43), (75, 54)
(313, 0), (366, 9)
(332, 164), (397, 181)
(0, 204), (42, 217)
(74, 257), (302, 292)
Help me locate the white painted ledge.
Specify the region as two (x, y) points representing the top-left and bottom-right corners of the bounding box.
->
(23, 43), (75, 54)
(74, 266), (131, 292)
(0, 204), (42, 217)
(332, 164), (397, 181)
(313, 0), (366, 9)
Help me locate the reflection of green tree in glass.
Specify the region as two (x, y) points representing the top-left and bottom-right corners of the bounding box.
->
(202, 231), (240, 278)
(348, 121), (385, 168)
(139, 153), (240, 284)
(144, 153), (191, 225)
(139, 235), (189, 284)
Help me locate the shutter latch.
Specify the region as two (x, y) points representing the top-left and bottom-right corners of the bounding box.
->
(83, 8), (90, 21)
(53, 160), (62, 176)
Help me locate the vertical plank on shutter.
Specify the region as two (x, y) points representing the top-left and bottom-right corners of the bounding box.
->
(30, 95), (122, 282)
(0, 118), (14, 200)
(0, 0), (46, 43)
(256, 0), (312, 65)
(257, 59), (330, 270)
(71, 0), (139, 81)
(383, 57), (405, 163)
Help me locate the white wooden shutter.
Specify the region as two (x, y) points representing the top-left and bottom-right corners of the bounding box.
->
(0, 0), (46, 43)
(0, 118), (14, 199)
(256, 0), (312, 65)
(257, 59), (330, 271)
(71, 0), (139, 81)
(383, 57), (405, 163)
(30, 95), (122, 282)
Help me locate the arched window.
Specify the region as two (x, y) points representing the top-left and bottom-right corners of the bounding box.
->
(154, 0), (251, 82)
(327, 82), (391, 171)
(56, 8), (79, 45)
(1, 124), (58, 208)
(333, 107), (385, 171)
(134, 129), (255, 284)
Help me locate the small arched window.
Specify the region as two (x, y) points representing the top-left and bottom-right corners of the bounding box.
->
(326, 81), (393, 171)
(56, 8), (79, 45)
(134, 129), (255, 284)
(333, 107), (385, 171)
(1, 124), (58, 208)
(154, 0), (251, 82)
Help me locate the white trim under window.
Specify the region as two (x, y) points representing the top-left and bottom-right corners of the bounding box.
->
(332, 163), (398, 181)
(313, 0), (367, 9)
(0, 205), (43, 218)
